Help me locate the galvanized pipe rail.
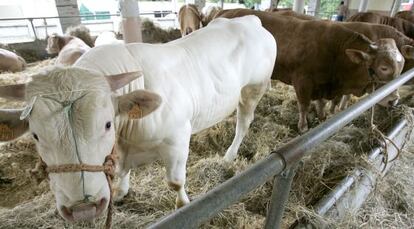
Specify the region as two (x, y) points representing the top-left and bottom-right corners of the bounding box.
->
(149, 67), (414, 229)
(0, 12), (177, 21)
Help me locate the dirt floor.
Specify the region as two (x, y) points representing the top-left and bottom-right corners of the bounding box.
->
(0, 60), (412, 228)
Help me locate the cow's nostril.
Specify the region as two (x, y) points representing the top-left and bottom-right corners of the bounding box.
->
(60, 205), (74, 222)
(96, 197), (107, 216)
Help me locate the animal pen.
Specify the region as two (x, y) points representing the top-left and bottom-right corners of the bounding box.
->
(148, 67), (414, 228)
(0, 4), (413, 229)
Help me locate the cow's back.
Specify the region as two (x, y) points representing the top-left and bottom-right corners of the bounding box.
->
(134, 15), (276, 132)
(75, 15), (276, 137)
(219, 9), (347, 84)
(347, 12), (414, 39)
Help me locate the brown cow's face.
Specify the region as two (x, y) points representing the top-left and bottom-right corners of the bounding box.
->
(346, 39), (404, 107)
(179, 4), (202, 37)
(46, 35), (61, 54)
(370, 40), (405, 83)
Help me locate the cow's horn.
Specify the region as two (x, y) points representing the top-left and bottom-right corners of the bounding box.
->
(0, 84), (26, 100)
(105, 71), (143, 91)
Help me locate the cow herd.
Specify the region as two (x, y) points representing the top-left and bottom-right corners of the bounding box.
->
(0, 7), (414, 225)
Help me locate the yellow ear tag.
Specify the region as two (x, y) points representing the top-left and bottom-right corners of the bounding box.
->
(20, 96), (37, 120)
(128, 105), (141, 119)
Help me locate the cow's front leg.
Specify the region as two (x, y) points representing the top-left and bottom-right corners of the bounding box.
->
(338, 95), (351, 111)
(315, 99), (327, 120)
(330, 96), (341, 114)
(294, 81), (312, 133)
(298, 102), (310, 133)
(224, 81), (269, 162)
(113, 169), (131, 202)
(159, 122), (191, 208)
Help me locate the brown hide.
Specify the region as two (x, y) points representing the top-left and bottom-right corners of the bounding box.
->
(178, 4), (202, 36)
(394, 11), (414, 24)
(273, 10), (318, 20)
(0, 49), (26, 73)
(275, 11), (414, 79)
(347, 12), (414, 39)
(218, 9), (380, 99)
(341, 22), (414, 73)
(218, 9), (405, 132)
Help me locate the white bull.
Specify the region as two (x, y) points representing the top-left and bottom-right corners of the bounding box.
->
(0, 16), (276, 223)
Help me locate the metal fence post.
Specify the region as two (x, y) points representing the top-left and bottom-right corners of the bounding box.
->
(264, 161), (300, 229)
(43, 18), (48, 38)
(28, 18), (38, 40)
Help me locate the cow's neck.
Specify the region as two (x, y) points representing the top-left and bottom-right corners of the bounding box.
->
(402, 20), (414, 39)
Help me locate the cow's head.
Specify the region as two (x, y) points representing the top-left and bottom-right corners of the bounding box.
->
(46, 34), (67, 54)
(346, 38), (405, 107)
(0, 67), (161, 222)
(179, 4), (202, 37)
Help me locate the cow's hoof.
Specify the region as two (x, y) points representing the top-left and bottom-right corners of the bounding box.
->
(223, 154), (236, 162)
(298, 125), (308, 134)
(175, 197), (190, 209)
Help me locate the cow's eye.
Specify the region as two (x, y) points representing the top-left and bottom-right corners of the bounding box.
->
(33, 133), (39, 141)
(105, 122), (111, 130)
(380, 66), (388, 71)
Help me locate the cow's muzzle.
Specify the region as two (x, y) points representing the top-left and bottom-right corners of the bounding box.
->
(61, 198), (107, 222)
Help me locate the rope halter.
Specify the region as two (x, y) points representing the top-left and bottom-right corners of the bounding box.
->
(36, 147), (117, 229)
(28, 96), (117, 229)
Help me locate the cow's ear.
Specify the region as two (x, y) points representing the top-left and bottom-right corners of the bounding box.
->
(345, 49), (371, 64)
(401, 45), (414, 59)
(115, 90), (162, 119)
(0, 109), (29, 141)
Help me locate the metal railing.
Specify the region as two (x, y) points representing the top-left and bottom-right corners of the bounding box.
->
(148, 68), (414, 228)
(0, 12), (178, 43)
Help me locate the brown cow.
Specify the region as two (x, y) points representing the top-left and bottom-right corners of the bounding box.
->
(331, 22), (414, 112)
(218, 9), (409, 133)
(46, 34), (91, 66)
(394, 11), (414, 24)
(347, 12), (414, 39)
(0, 48), (26, 73)
(178, 4), (202, 36)
(276, 11), (414, 112)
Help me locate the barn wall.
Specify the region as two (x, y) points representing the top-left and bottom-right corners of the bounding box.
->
(348, 0), (394, 16)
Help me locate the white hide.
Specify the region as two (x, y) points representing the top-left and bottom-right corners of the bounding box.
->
(94, 31), (124, 47)
(75, 15), (276, 205)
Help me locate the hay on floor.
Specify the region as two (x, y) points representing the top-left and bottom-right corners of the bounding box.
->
(0, 61), (413, 229)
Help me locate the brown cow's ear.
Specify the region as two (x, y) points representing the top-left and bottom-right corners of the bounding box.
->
(401, 45), (414, 59)
(345, 49), (371, 64)
(116, 90), (162, 119)
(0, 109), (29, 141)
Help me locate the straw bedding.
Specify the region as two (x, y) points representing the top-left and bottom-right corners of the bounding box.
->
(0, 60), (413, 228)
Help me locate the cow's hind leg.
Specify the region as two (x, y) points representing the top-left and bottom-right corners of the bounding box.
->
(160, 122), (192, 208)
(224, 80), (270, 162)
